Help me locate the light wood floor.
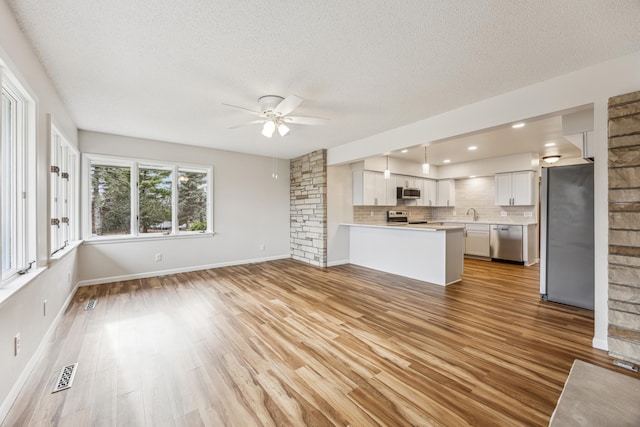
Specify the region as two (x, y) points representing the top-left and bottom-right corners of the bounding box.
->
(3, 258), (626, 426)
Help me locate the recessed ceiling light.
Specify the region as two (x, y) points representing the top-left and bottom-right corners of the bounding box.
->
(469, 175), (476, 178)
(401, 149), (408, 153)
(512, 122), (525, 129)
(468, 146), (477, 151)
(443, 159), (451, 163)
(545, 142), (556, 147)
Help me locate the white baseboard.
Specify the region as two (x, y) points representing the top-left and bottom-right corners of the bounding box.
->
(327, 259), (350, 267)
(593, 337), (608, 351)
(77, 254), (291, 287)
(0, 280), (80, 424)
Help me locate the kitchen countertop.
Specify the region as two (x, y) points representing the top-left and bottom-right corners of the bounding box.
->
(342, 223), (465, 231)
(414, 219), (538, 226)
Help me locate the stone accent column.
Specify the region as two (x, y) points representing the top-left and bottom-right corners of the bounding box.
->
(608, 90), (640, 364)
(290, 149), (327, 267)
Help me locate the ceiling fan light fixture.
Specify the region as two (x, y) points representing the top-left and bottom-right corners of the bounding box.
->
(262, 120), (276, 138)
(277, 122), (290, 137)
(542, 155), (561, 164)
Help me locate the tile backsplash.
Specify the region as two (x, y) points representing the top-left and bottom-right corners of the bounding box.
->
(353, 176), (537, 223)
(434, 176), (537, 221)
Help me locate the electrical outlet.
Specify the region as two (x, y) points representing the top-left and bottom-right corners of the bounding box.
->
(524, 211), (533, 217)
(370, 210), (374, 217)
(155, 253), (162, 262)
(259, 244), (266, 251)
(14, 333), (21, 356)
(43, 299), (47, 317)
(500, 211), (508, 217)
(67, 272), (72, 285)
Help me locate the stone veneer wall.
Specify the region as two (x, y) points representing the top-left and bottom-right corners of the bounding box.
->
(608, 90), (640, 364)
(290, 149), (327, 267)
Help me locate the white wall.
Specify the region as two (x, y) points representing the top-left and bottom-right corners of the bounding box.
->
(328, 50), (640, 350)
(78, 131), (291, 284)
(0, 2), (80, 421)
(362, 156), (440, 179)
(327, 165), (353, 265)
(437, 153), (538, 179)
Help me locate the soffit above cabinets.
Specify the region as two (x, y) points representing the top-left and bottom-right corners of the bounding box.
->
(388, 114), (584, 166)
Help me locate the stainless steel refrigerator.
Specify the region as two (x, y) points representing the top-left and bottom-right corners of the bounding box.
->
(540, 163), (594, 310)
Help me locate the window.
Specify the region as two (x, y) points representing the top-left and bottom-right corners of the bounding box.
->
(90, 163), (131, 236)
(1, 65), (36, 283)
(50, 124), (79, 255)
(84, 154), (212, 240)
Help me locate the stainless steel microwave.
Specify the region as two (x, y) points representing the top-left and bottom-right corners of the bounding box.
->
(397, 187), (421, 199)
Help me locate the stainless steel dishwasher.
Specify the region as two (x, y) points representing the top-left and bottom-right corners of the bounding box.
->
(490, 225), (523, 263)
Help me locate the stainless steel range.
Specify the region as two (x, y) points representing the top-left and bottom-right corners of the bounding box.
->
(387, 210), (408, 223)
(387, 211), (430, 224)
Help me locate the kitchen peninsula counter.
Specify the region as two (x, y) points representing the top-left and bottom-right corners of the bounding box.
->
(341, 223), (465, 286)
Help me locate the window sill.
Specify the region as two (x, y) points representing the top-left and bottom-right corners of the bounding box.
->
(83, 231), (216, 245)
(0, 266), (47, 309)
(50, 240), (83, 262)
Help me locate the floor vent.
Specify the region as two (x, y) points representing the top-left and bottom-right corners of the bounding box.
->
(52, 363), (78, 393)
(613, 359), (639, 373)
(84, 299), (97, 311)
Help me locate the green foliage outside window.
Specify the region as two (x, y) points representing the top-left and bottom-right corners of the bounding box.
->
(91, 163), (209, 236)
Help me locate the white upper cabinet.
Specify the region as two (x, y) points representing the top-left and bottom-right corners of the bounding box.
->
(422, 179), (437, 207)
(435, 179), (456, 207)
(495, 171), (535, 206)
(353, 170), (397, 206)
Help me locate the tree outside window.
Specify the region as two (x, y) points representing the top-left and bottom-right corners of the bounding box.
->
(85, 156), (212, 239)
(91, 165), (131, 236)
(139, 167), (172, 234)
(178, 170), (207, 232)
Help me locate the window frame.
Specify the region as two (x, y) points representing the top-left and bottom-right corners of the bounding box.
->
(1, 63), (37, 285)
(82, 153), (213, 242)
(49, 120), (80, 256)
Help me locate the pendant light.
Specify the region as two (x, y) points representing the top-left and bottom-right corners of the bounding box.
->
(422, 146), (430, 174)
(384, 155), (391, 179)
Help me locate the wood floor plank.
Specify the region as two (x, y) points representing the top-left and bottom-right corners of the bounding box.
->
(3, 258), (636, 426)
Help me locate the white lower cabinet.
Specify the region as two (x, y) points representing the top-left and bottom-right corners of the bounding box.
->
(464, 224), (491, 257)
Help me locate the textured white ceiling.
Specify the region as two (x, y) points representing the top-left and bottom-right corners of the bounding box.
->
(7, 0), (640, 159)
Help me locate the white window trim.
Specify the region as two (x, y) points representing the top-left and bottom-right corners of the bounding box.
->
(49, 116), (80, 257)
(1, 61), (37, 286)
(82, 153), (214, 241)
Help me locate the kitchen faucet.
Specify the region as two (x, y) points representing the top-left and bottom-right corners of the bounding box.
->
(466, 207), (478, 221)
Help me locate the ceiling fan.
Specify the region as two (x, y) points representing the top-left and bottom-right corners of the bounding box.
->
(223, 95), (328, 137)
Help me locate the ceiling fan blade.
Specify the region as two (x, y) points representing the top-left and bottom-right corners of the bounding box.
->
(228, 119), (264, 129)
(283, 116), (328, 125)
(275, 95), (302, 116)
(222, 103), (260, 114)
